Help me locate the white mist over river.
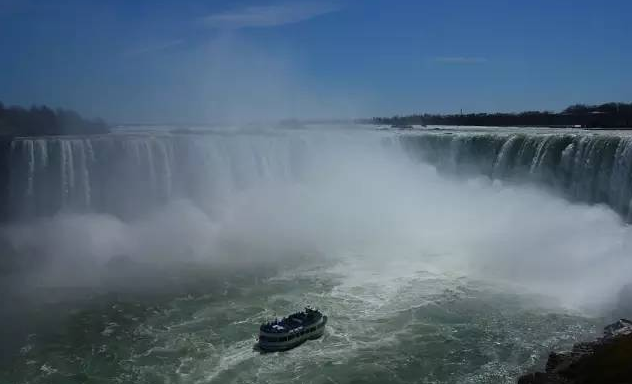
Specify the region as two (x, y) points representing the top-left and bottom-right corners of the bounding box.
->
(1, 125), (631, 383)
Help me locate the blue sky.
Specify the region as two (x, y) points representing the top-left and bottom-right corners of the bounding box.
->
(0, 0), (631, 123)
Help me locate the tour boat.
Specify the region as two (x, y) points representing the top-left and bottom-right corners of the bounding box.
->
(257, 307), (327, 352)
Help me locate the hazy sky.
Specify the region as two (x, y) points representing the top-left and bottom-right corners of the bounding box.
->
(1, 0), (631, 123)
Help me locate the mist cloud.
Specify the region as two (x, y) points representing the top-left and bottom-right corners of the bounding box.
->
(202, 2), (340, 29)
(2, 131), (631, 314)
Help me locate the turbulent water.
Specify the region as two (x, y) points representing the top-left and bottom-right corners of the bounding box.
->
(2, 259), (599, 384)
(1, 125), (632, 384)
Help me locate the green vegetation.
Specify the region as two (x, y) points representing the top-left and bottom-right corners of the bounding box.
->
(373, 102), (632, 128)
(0, 102), (108, 136)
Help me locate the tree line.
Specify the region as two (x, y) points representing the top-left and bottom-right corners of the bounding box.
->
(0, 102), (109, 136)
(372, 102), (632, 128)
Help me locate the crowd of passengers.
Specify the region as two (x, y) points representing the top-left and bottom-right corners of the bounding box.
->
(259, 321), (326, 342)
(260, 309), (321, 333)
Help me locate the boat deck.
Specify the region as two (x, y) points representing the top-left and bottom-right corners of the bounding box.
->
(260, 309), (322, 334)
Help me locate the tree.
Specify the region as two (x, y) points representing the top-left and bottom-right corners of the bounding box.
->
(0, 102), (109, 136)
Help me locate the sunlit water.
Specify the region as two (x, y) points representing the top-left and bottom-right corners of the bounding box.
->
(2, 256), (599, 384)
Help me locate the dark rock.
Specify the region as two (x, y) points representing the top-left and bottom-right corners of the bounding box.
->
(518, 319), (632, 384)
(545, 352), (571, 373)
(518, 372), (572, 384)
(603, 319), (632, 341)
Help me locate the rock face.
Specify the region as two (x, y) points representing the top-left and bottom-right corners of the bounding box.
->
(603, 319), (632, 340)
(518, 319), (632, 384)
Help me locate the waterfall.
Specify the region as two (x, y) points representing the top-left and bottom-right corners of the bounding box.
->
(6, 129), (632, 222)
(399, 131), (632, 220)
(4, 132), (308, 220)
(25, 139), (35, 197)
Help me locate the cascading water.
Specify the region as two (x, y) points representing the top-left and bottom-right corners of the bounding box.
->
(5, 128), (632, 222)
(398, 130), (632, 221)
(4, 132), (310, 220)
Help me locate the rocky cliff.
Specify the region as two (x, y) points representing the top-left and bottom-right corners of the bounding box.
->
(518, 319), (632, 384)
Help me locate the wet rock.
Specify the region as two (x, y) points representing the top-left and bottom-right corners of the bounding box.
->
(602, 318), (632, 341)
(545, 352), (571, 373)
(518, 372), (572, 384)
(518, 319), (632, 384)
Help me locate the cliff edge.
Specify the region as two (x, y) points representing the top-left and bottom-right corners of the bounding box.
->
(518, 319), (632, 384)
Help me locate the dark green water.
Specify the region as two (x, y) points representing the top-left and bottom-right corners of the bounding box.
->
(1, 255), (599, 384)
